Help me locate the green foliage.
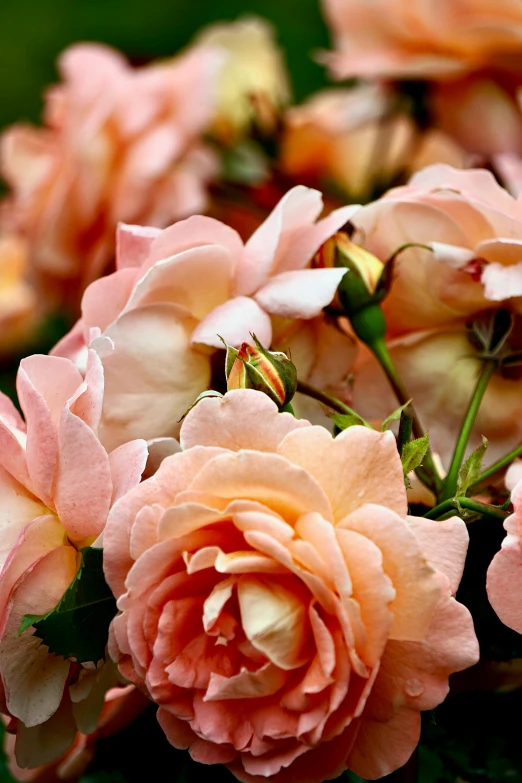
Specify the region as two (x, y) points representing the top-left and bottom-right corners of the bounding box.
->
(380, 401), (412, 432)
(0, 722), (16, 783)
(330, 411), (371, 430)
(20, 547), (116, 664)
(456, 436), (488, 498)
(401, 434), (430, 476)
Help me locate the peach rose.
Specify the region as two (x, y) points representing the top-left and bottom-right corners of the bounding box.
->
(105, 389), (478, 782)
(0, 43), (219, 300)
(0, 350), (147, 768)
(4, 685), (147, 783)
(53, 186), (358, 451)
(321, 0), (522, 80)
(487, 480), (522, 633)
(281, 85), (466, 202)
(194, 17), (290, 142)
(351, 164), (522, 336)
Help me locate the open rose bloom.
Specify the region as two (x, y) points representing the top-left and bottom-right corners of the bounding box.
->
(105, 390), (478, 781)
(54, 185), (357, 450)
(0, 43), (219, 302)
(0, 350), (147, 767)
(350, 165), (522, 466)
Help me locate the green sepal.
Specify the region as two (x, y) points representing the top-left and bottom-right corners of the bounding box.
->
(19, 547), (117, 664)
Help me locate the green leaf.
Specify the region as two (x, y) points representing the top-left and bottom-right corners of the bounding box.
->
(20, 547), (116, 664)
(330, 411), (370, 431)
(380, 400), (412, 432)
(401, 434), (430, 476)
(456, 436), (488, 498)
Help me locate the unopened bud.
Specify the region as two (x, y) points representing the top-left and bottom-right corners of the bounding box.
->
(334, 233), (386, 314)
(221, 334), (297, 409)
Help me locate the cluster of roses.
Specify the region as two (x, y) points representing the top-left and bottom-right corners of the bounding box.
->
(3, 1), (522, 782)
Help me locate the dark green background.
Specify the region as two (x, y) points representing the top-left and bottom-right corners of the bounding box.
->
(0, 0), (330, 132)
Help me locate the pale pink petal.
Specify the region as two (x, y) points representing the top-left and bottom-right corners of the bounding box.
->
(254, 268), (348, 319)
(68, 349), (104, 431)
(0, 545), (78, 726)
(146, 215), (243, 269)
(239, 186), (324, 296)
(50, 320), (87, 364)
(205, 662), (287, 700)
(278, 426), (407, 520)
(109, 440), (148, 505)
(407, 515), (469, 594)
(14, 697), (77, 770)
(53, 406), (113, 542)
(481, 261), (522, 300)
(143, 437), (181, 479)
(0, 514), (65, 628)
(487, 534), (522, 633)
(95, 304), (211, 451)
(81, 268), (138, 336)
(123, 245), (234, 320)
(18, 356), (83, 427)
(180, 389), (309, 452)
(275, 204), (360, 274)
(506, 460), (522, 491)
(0, 422), (30, 489)
(116, 223), (162, 270)
(192, 296), (272, 349)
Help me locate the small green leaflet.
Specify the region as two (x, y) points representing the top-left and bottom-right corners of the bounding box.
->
(456, 436), (488, 497)
(19, 547), (116, 664)
(401, 434), (430, 476)
(380, 400), (412, 432)
(329, 411), (372, 431)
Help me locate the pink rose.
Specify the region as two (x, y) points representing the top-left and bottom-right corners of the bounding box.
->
(105, 389), (478, 782)
(351, 164), (522, 336)
(487, 480), (522, 632)
(350, 164), (522, 468)
(0, 350), (147, 768)
(321, 0), (522, 80)
(4, 685), (147, 783)
(54, 186), (357, 451)
(0, 43), (219, 299)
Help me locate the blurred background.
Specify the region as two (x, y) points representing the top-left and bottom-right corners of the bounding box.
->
(0, 0), (329, 132)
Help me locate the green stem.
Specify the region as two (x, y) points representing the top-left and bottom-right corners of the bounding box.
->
(296, 380), (370, 425)
(369, 337), (442, 493)
(425, 496), (509, 521)
(440, 360), (496, 502)
(470, 441), (522, 492)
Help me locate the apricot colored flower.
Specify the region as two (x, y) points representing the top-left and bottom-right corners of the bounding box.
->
(4, 685), (147, 783)
(321, 0), (522, 80)
(105, 389), (478, 782)
(351, 164), (522, 336)
(281, 86), (465, 202)
(0, 43), (219, 299)
(54, 186), (357, 450)
(0, 350), (147, 768)
(487, 480), (522, 633)
(194, 17), (290, 142)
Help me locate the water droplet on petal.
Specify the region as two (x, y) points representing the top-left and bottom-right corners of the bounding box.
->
(405, 678), (424, 697)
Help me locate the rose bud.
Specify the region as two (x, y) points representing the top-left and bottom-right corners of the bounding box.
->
(222, 334), (297, 409)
